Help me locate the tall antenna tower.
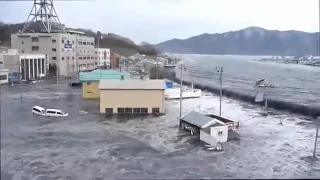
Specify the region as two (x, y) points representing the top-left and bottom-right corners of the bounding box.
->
(22, 0), (64, 33)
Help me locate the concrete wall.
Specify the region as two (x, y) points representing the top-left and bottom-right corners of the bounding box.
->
(0, 69), (8, 85)
(82, 81), (100, 99)
(99, 89), (165, 114)
(210, 125), (228, 143)
(0, 54), (20, 72)
(200, 130), (217, 147)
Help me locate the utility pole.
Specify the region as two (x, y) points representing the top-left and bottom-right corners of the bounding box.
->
(216, 67), (223, 116)
(314, 126), (319, 158)
(313, 118), (320, 158)
(179, 64), (187, 118)
(56, 65), (59, 84)
(19, 60), (22, 100)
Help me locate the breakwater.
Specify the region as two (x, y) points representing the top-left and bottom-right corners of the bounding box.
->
(161, 69), (320, 118)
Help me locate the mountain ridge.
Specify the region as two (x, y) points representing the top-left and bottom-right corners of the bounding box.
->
(154, 27), (320, 56)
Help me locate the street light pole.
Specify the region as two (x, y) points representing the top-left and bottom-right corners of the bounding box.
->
(216, 67), (223, 116)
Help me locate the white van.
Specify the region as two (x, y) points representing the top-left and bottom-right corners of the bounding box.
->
(45, 109), (69, 117)
(32, 106), (46, 116)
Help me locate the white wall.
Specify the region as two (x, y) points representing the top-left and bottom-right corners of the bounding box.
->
(210, 125), (228, 143)
(96, 48), (110, 66)
(0, 69), (8, 85)
(200, 130), (217, 146)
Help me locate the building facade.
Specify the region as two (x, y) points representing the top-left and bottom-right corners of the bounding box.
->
(80, 69), (131, 99)
(20, 54), (47, 80)
(110, 53), (120, 68)
(0, 69), (9, 85)
(11, 31), (96, 76)
(76, 34), (96, 71)
(95, 48), (110, 66)
(99, 79), (166, 114)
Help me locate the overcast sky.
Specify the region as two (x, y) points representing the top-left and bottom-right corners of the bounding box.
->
(0, 0), (319, 44)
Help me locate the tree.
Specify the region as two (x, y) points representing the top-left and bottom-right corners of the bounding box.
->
(138, 44), (159, 56)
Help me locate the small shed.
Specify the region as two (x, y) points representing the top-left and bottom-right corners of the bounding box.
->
(79, 69), (131, 99)
(200, 122), (228, 147)
(180, 111), (225, 131)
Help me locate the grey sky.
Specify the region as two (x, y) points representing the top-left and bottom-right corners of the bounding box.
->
(0, 0), (319, 44)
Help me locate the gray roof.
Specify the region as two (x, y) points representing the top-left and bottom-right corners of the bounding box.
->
(99, 79), (166, 90)
(180, 111), (216, 128)
(201, 122), (226, 134)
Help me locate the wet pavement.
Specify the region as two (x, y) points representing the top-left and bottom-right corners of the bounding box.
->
(1, 81), (320, 179)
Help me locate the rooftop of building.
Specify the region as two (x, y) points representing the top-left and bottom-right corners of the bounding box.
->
(79, 69), (131, 82)
(99, 79), (166, 90)
(180, 111), (225, 129)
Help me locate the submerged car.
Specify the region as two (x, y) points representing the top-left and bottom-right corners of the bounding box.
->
(32, 106), (68, 117)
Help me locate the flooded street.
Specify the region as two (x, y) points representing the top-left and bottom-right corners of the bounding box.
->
(1, 81), (320, 179)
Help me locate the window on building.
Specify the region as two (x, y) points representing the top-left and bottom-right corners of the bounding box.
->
(22, 50), (24, 53)
(22, 41), (24, 44)
(87, 50), (89, 53)
(67, 57), (70, 60)
(79, 57), (82, 60)
(62, 57), (64, 60)
(83, 57), (86, 60)
(52, 48), (56, 52)
(52, 57), (57, 60)
(83, 42), (86, 45)
(95, 62), (98, 65)
(31, 46), (39, 51)
(31, 37), (39, 42)
(72, 41), (74, 44)
(62, 39), (64, 43)
(67, 40), (70, 44)
(52, 39), (56, 43)
(91, 42), (94, 46)
(141, 108), (148, 114)
(133, 108), (141, 114)
(72, 57), (74, 60)
(87, 56), (90, 59)
(91, 56), (94, 59)
(80, 50), (82, 52)
(152, 108), (160, 114)
(117, 108), (125, 114)
(125, 108), (132, 114)
(105, 108), (113, 114)
(0, 75), (7, 80)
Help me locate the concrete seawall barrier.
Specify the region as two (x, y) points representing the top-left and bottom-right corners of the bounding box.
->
(161, 70), (320, 118)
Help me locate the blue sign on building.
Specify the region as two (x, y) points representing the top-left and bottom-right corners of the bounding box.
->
(64, 44), (72, 49)
(8, 72), (20, 83)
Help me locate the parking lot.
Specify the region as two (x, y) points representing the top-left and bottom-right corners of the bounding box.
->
(1, 81), (320, 179)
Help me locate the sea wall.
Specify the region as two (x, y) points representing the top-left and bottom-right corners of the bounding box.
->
(161, 69), (320, 118)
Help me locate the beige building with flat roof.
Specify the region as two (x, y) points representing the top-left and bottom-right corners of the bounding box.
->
(99, 79), (166, 115)
(11, 30), (96, 76)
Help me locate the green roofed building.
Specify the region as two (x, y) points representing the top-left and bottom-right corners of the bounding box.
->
(80, 69), (131, 99)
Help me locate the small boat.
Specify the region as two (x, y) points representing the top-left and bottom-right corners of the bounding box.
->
(165, 83), (201, 99)
(254, 79), (275, 88)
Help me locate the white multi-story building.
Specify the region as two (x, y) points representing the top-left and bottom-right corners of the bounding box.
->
(11, 30), (97, 76)
(95, 48), (110, 66)
(19, 54), (47, 81)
